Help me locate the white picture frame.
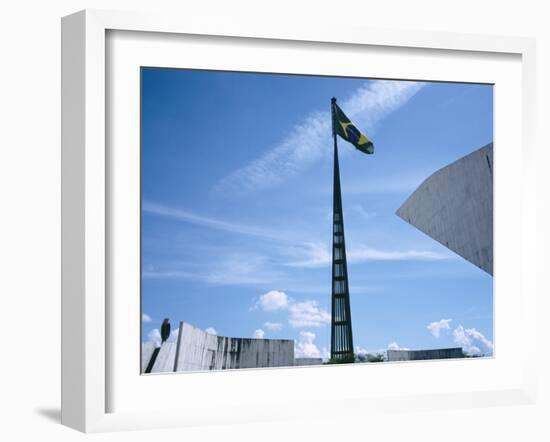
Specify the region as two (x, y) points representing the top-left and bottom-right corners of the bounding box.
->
(61, 9), (537, 433)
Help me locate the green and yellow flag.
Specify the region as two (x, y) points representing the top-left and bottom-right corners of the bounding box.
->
(332, 101), (374, 155)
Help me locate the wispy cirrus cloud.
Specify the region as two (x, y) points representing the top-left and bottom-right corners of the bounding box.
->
(143, 252), (285, 287)
(285, 241), (451, 268)
(214, 80), (426, 195)
(264, 321), (283, 331)
(142, 200), (276, 239)
(143, 202), (451, 279)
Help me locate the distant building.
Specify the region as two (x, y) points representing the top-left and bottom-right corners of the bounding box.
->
(143, 322), (295, 373)
(387, 347), (464, 362)
(294, 357), (323, 366)
(396, 143), (493, 275)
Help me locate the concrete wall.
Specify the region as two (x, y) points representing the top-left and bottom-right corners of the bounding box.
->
(396, 143), (493, 275)
(145, 322), (295, 373)
(141, 341), (157, 373)
(387, 348), (464, 362)
(150, 342), (177, 373)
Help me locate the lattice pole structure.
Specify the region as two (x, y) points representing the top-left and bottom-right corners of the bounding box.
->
(330, 97), (354, 363)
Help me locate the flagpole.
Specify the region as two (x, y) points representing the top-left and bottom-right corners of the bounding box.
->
(330, 97), (354, 362)
(330, 97), (337, 361)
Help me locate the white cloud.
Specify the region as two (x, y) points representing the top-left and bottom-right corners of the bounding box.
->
(288, 300), (331, 328)
(168, 328), (179, 343)
(147, 329), (161, 348)
(295, 331), (321, 358)
(286, 242), (449, 268)
(351, 205), (377, 221)
(453, 325), (493, 355)
(205, 327), (217, 335)
(463, 327), (494, 350)
(427, 318), (452, 338)
(348, 247), (449, 263)
(142, 313), (152, 323)
(253, 329), (265, 339)
(264, 322), (283, 331)
(387, 342), (400, 351)
(145, 253), (284, 287)
(142, 270), (195, 279)
(387, 342), (409, 351)
(204, 254), (284, 286)
(147, 327), (179, 348)
(285, 242), (331, 268)
(255, 290), (289, 311)
(142, 200), (274, 239)
(253, 290), (330, 329)
(215, 80), (425, 195)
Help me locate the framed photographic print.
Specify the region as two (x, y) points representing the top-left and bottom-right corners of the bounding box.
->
(61, 9), (537, 433)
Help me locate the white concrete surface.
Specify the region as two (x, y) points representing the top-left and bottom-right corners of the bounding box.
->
(397, 143), (493, 274)
(150, 342), (178, 373)
(145, 322), (294, 372)
(141, 342), (156, 373)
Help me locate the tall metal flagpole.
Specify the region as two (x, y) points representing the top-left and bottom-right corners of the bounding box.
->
(330, 97), (354, 362)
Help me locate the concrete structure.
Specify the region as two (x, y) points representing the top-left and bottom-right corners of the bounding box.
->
(141, 341), (157, 373)
(294, 358), (323, 366)
(329, 115), (355, 362)
(387, 347), (464, 362)
(143, 322), (295, 373)
(150, 342), (178, 373)
(396, 143), (493, 275)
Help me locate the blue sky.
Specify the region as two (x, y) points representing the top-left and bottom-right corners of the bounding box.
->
(141, 68), (494, 360)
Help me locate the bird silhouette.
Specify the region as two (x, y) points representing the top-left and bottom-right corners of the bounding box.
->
(160, 318), (171, 344)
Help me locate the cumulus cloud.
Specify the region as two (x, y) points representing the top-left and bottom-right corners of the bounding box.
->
(295, 331), (321, 358)
(288, 300), (331, 328)
(215, 80), (425, 195)
(387, 342), (409, 351)
(142, 313), (152, 323)
(264, 322), (283, 331)
(253, 329), (265, 339)
(147, 329), (162, 347)
(205, 327), (217, 335)
(427, 318), (452, 338)
(387, 342), (400, 351)
(453, 325), (493, 356)
(255, 290), (289, 311)
(253, 290), (330, 328)
(147, 327), (179, 348)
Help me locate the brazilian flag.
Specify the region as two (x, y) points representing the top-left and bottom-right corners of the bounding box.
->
(333, 102), (374, 155)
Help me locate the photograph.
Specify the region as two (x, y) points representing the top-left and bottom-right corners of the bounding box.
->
(139, 68), (494, 374)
